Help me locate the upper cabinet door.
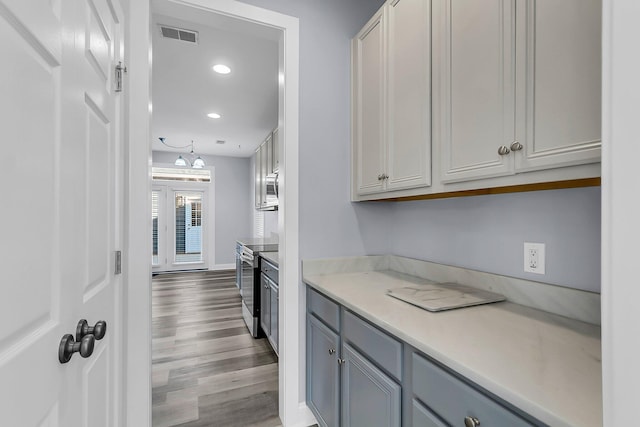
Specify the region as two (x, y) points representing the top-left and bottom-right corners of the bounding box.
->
(272, 128), (280, 173)
(436, 0), (517, 183)
(386, 0), (431, 191)
(354, 10), (386, 195)
(514, 0), (601, 172)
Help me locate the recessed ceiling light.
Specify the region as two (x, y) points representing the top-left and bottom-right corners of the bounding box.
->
(207, 113), (221, 119)
(212, 64), (231, 74)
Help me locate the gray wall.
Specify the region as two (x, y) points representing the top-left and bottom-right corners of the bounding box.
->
(239, 0), (392, 261)
(389, 187), (601, 293)
(152, 151), (252, 266)
(238, 0), (601, 293)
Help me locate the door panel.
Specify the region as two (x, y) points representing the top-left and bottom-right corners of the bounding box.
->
(436, 0), (516, 182)
(515, 0), (601, 171)
(307, 315), (340, 427)
(341, 343), (401, 427)
(76, 0), (122, 426)
(86, 99), (111, 291)
(0, 0), (124, 424)
(0, 1), (67, 425)
(386, 0), (431, 191)
(354, 11), (385, 195)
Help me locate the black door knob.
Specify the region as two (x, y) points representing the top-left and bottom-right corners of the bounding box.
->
(76, 319), (107, 341)
(59, 334), (95, 364)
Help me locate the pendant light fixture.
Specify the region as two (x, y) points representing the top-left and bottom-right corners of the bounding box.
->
(158, 138), (206, 168)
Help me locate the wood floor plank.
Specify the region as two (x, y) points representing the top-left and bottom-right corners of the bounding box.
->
(152, 270), (281, 427)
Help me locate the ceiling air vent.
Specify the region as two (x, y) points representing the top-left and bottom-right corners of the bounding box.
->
(159, 25), (198, 44)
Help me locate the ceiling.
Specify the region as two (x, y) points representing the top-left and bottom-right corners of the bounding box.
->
(150, 0), (280, 157)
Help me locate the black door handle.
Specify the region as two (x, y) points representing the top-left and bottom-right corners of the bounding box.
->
(76, 319), (107, 341)
(59, 334), (95, 364)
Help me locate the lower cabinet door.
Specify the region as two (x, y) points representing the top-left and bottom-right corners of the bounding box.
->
(260, 273), (270, 336)
(341, 343), (401, 427)
(270, 283), (279, 354)
(307, 315), (340, 427)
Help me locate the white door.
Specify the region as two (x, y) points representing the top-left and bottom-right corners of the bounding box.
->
(435, 0), (517, 183)
(354, 9), (386, 195)
(386, 0), (431, 192)
(152, 184), (209, 272)
(0, 0), (124, 425)
(514, 0), (602, 172)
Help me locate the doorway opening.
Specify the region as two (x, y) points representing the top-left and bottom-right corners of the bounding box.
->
(146, 1), (293, 426)
(127, 0), (301, 425)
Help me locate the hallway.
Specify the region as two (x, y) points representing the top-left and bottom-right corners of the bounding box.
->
(152, 270), (280, 427)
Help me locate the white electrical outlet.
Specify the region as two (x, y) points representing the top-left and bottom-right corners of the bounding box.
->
(524, 242), (545, 274)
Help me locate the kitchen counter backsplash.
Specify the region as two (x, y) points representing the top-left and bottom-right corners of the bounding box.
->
(302, 255), (600, 325)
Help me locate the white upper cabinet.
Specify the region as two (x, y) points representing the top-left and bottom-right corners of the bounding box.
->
(272, 127), (280, 173)
(386, 0), (431, 191)
(436, 0), (601, 184)
(354, 9), (386, 195)
(514, 0), (601, 172)
(352, 0), (601, 200)
(435, 0), (517, 183)
(353, 0), (431, 196)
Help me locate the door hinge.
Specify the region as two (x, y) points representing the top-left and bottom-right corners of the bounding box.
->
(115, 62), (127, 93)
(115, 250), (122, 275)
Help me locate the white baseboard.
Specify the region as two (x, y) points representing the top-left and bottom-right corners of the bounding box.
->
(210, 263), (235, 271)
(289, 402), (316, 427)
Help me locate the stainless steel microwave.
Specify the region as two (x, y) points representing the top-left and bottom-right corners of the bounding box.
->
(264, 173), (279, 209)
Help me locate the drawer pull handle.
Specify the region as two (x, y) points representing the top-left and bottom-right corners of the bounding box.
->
(464, 416), (480, 427)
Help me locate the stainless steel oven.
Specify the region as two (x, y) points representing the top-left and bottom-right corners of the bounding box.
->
(239, 246), (260, 337)
(236, 239), (278, 338)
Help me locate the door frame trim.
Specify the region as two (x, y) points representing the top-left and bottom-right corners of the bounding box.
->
(124, 0), (306, 425)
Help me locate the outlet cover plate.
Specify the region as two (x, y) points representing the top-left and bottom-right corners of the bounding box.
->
(524, 242), (545, 274)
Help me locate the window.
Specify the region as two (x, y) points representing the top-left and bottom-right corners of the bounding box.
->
(191, 201), (202, 226)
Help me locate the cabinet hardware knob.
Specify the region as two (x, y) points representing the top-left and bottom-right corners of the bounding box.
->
(510, 141), (523, 151)
(377, 174), (383, 181)
(383, 174), (389, 180)
(337, 358), (346, 365)
(464, 416), (480, 427)
(328, 348), (336, 355)
(76, 319), (107, 341)
(497, 145), (510, 155)
(59, 334), (95, 364)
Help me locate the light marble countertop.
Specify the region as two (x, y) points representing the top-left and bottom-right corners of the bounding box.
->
(303, 268), (602, 427)
(259, 251), (279, 267)
(236, 236), (279, 247)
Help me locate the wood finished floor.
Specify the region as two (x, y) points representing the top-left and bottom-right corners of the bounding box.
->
(152, 270), (281, 427)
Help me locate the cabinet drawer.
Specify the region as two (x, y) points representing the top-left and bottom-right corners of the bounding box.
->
(261, 259), (278, 283)
(308, 288), (340, 332)
(343, 310), (402, 381)
(412, 399), (446, 427)
(412, 352), (536, 427)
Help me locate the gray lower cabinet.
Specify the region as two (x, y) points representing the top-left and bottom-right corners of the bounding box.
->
(269, 281), (278, 354)
(307, 314), (340, 427)
(412, 352), (535, 426)
(307, 288), (402, 427)
(412, 399), (446, 427)
(260, 258), (279, 355)
(341, 343), (401, 427)
(306, 286), (544, 427)
(260, 273), (271, 337)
